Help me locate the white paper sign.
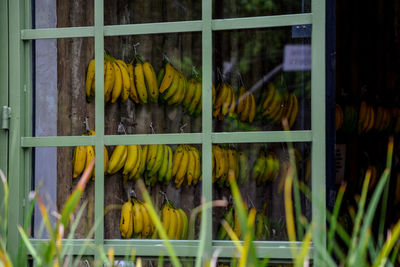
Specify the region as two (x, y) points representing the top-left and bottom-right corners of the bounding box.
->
(283, 44), (311, 71)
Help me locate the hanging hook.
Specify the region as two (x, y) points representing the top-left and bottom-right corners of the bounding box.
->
(133, 42), (140, 57)
(159, 191), (169, 203)
(129, 188), (137, 199)
(237, 72), (245, 87)
(180, 123), (188, 134)
(163, 53), (171, 63)
(247, 194), (255, 209)
(217, 68), (224, 82)
(149, 121), (156, 134)
(83, 117), (90, 131)
(117, 121), (127, 134)
(192, 65), (199, 78)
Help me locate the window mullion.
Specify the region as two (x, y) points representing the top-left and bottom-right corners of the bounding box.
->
(94, 0), (105, 259)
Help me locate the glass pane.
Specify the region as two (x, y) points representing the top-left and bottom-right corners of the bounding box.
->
(105, 144), (202, 240)
(32, 146), (95, 238)
(33, 0), (94, 29)
(213, 0), (310, 19)
(33, 38), (95, 137)
(212, 142), (311, 241)
(212, 27), (311, 132)
(104, 33), (202, 135)
(104, 0), (201, 25)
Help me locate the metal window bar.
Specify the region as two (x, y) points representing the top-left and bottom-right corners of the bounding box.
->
(5, 0), (325, 263)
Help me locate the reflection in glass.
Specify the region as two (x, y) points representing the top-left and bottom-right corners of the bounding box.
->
(213, 27), (311, 132)
(212, 142), (311, 241)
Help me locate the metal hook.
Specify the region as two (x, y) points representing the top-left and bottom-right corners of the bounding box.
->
(217, 68), (224, 82)
(149, 122), (156, 134)
(192, 65), (199, 77)
(159, 191), (169, 203)
(117, 121), (127, 134)
(163, 53), (171, 63)
(133, 42), (140, 57)
(180, 123), (188, 134)
(83, 117), (90, 131)
(247, 194), (255, 209)
(129, 188), (136, 199)
(237, 72), (245, 87)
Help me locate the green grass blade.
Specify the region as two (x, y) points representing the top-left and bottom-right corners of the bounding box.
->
(295, 223), (313, 267)
(373, 219), (400, 267)
(17, 225), (42, 266)
(327, 184), (346, 254)
(61, 201), (87, 257)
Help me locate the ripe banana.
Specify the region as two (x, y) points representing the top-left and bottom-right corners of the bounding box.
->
(85, 146), (95, 180)
(85, 59), (95, 100)
(72, 145), (87, 178)
(115, 59), (130, 103)
(111, 61), (123, 103)
(134, 62), (148, 104)
(127, 62), (139, 104)
(143, 61), (159, 103)
(120, 200), (133, 239)
(107, 145), (128, 174)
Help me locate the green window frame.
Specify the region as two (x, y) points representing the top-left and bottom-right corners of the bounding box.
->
(6, 0), (326, 264)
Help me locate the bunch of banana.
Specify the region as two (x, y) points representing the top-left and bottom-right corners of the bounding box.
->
(158, 63), (188, 106)
(259, 84), (298, 129)
(142, 144), (174, 186)
(343, 105), (358, 132)
(213, 83), (237, 121)
(217, 203), (252, 240)
(212, 145), (231, 187)
(122, 145), (146, 182)
(357, 101), (375, 134)
(373, 106), (392, 132)
(236, 86), (256, 123)
(252, 150), (280, 185)
(255, 204), (270, 240)
(172, 145), (202, 188)
(72, 131), (109, 180)
(107, 145), (128, 175)
(336, 104), (344, 131)
(182, 78), (203, 116)
(160, 201), (189, 240)
(130, 56), (159, 104)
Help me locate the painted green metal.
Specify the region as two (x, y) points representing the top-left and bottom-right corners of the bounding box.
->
(21, 136), (96, 147)
(21, 26), (94, 40)
(7, 0), (25, 262)
(94, 0), (105, 262)
(201, 0), (213, 261)
(212, 131), (312, 144)
(0, 0), (9, 236)
(30, 239), (97, 255)
(7, 0), (326, 262)
(104, 21), (203, 36)
(212, 13), (312, 31)
(311, 0), (327, 264)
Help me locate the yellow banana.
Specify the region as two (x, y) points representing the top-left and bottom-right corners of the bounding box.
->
(167, 208), (178, 239)
(227, 149), (237, 180)
(222, 84), (233, 116)
(162, 204), (171, 236)
(237, 86), (246, 114)
(140, 202), (152, 238)
(186, 147), (196, 186)
(163, 69), (180, 100)
(85, 146), (95, 179)
(288, 93), (298, 128)
(129, 145), (142, 179)
(191, 147), (201, 185)
(233, 208), (241, 239)
(159, 63), (176, 93)
(177, 72), (187, 104)
(136, 145), (147, 179)
(134, 62), (148, 104)
(111, 62), (123, 103)
(178, 208), (188, 240)
(143, 61), (159, 103)
(116, 59), (130, 102)
(104, 146), (109, 173)
(188, 82), (202, 115)
(175, 147), (189, 182)
(146, 144), (158, 172)
(172, 145), (185, 177)
(228, 90), (236, 117)
(213, 145), (225, 179)
(167, 74), (184, 105)
(149, 144), (165, 176)
(214, 84), (229, 110)
(123, 145), (139, 175)
(85, 59), (95, 99)
(262, 83), (277, 111)
(107, 145), (128, 174)
(120, 201), (133, 239)
(132, 199), (143, 235)
(240, 95), (251, 122)
(127, 63), (139, 104)
(174, 208), (183, 240)
(183, 78), (197, 108)
(158, 145), (169, 182)
(164, 145), (173, 184)
(104, 61), (115, 103)
(248, 93), (256, 123)
(73, 145), (87, 178)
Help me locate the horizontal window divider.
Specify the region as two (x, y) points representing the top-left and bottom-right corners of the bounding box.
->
(21, 136), (96, 147)
(21, 26), (94, 40)
(213, 241), (313, 259)
(104, 240), (201, 257)
(104, 21), (203, 36)
(212, 13), (312, 31)
(211, 130), (312, 144)
(30, 239), (96, 255)
(104, 133), (203, 145)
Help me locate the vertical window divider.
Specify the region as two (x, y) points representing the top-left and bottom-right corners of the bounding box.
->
(201, 0), (213, 261)
(311, 0), (326, 264)
(94, 0), (105, 260)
